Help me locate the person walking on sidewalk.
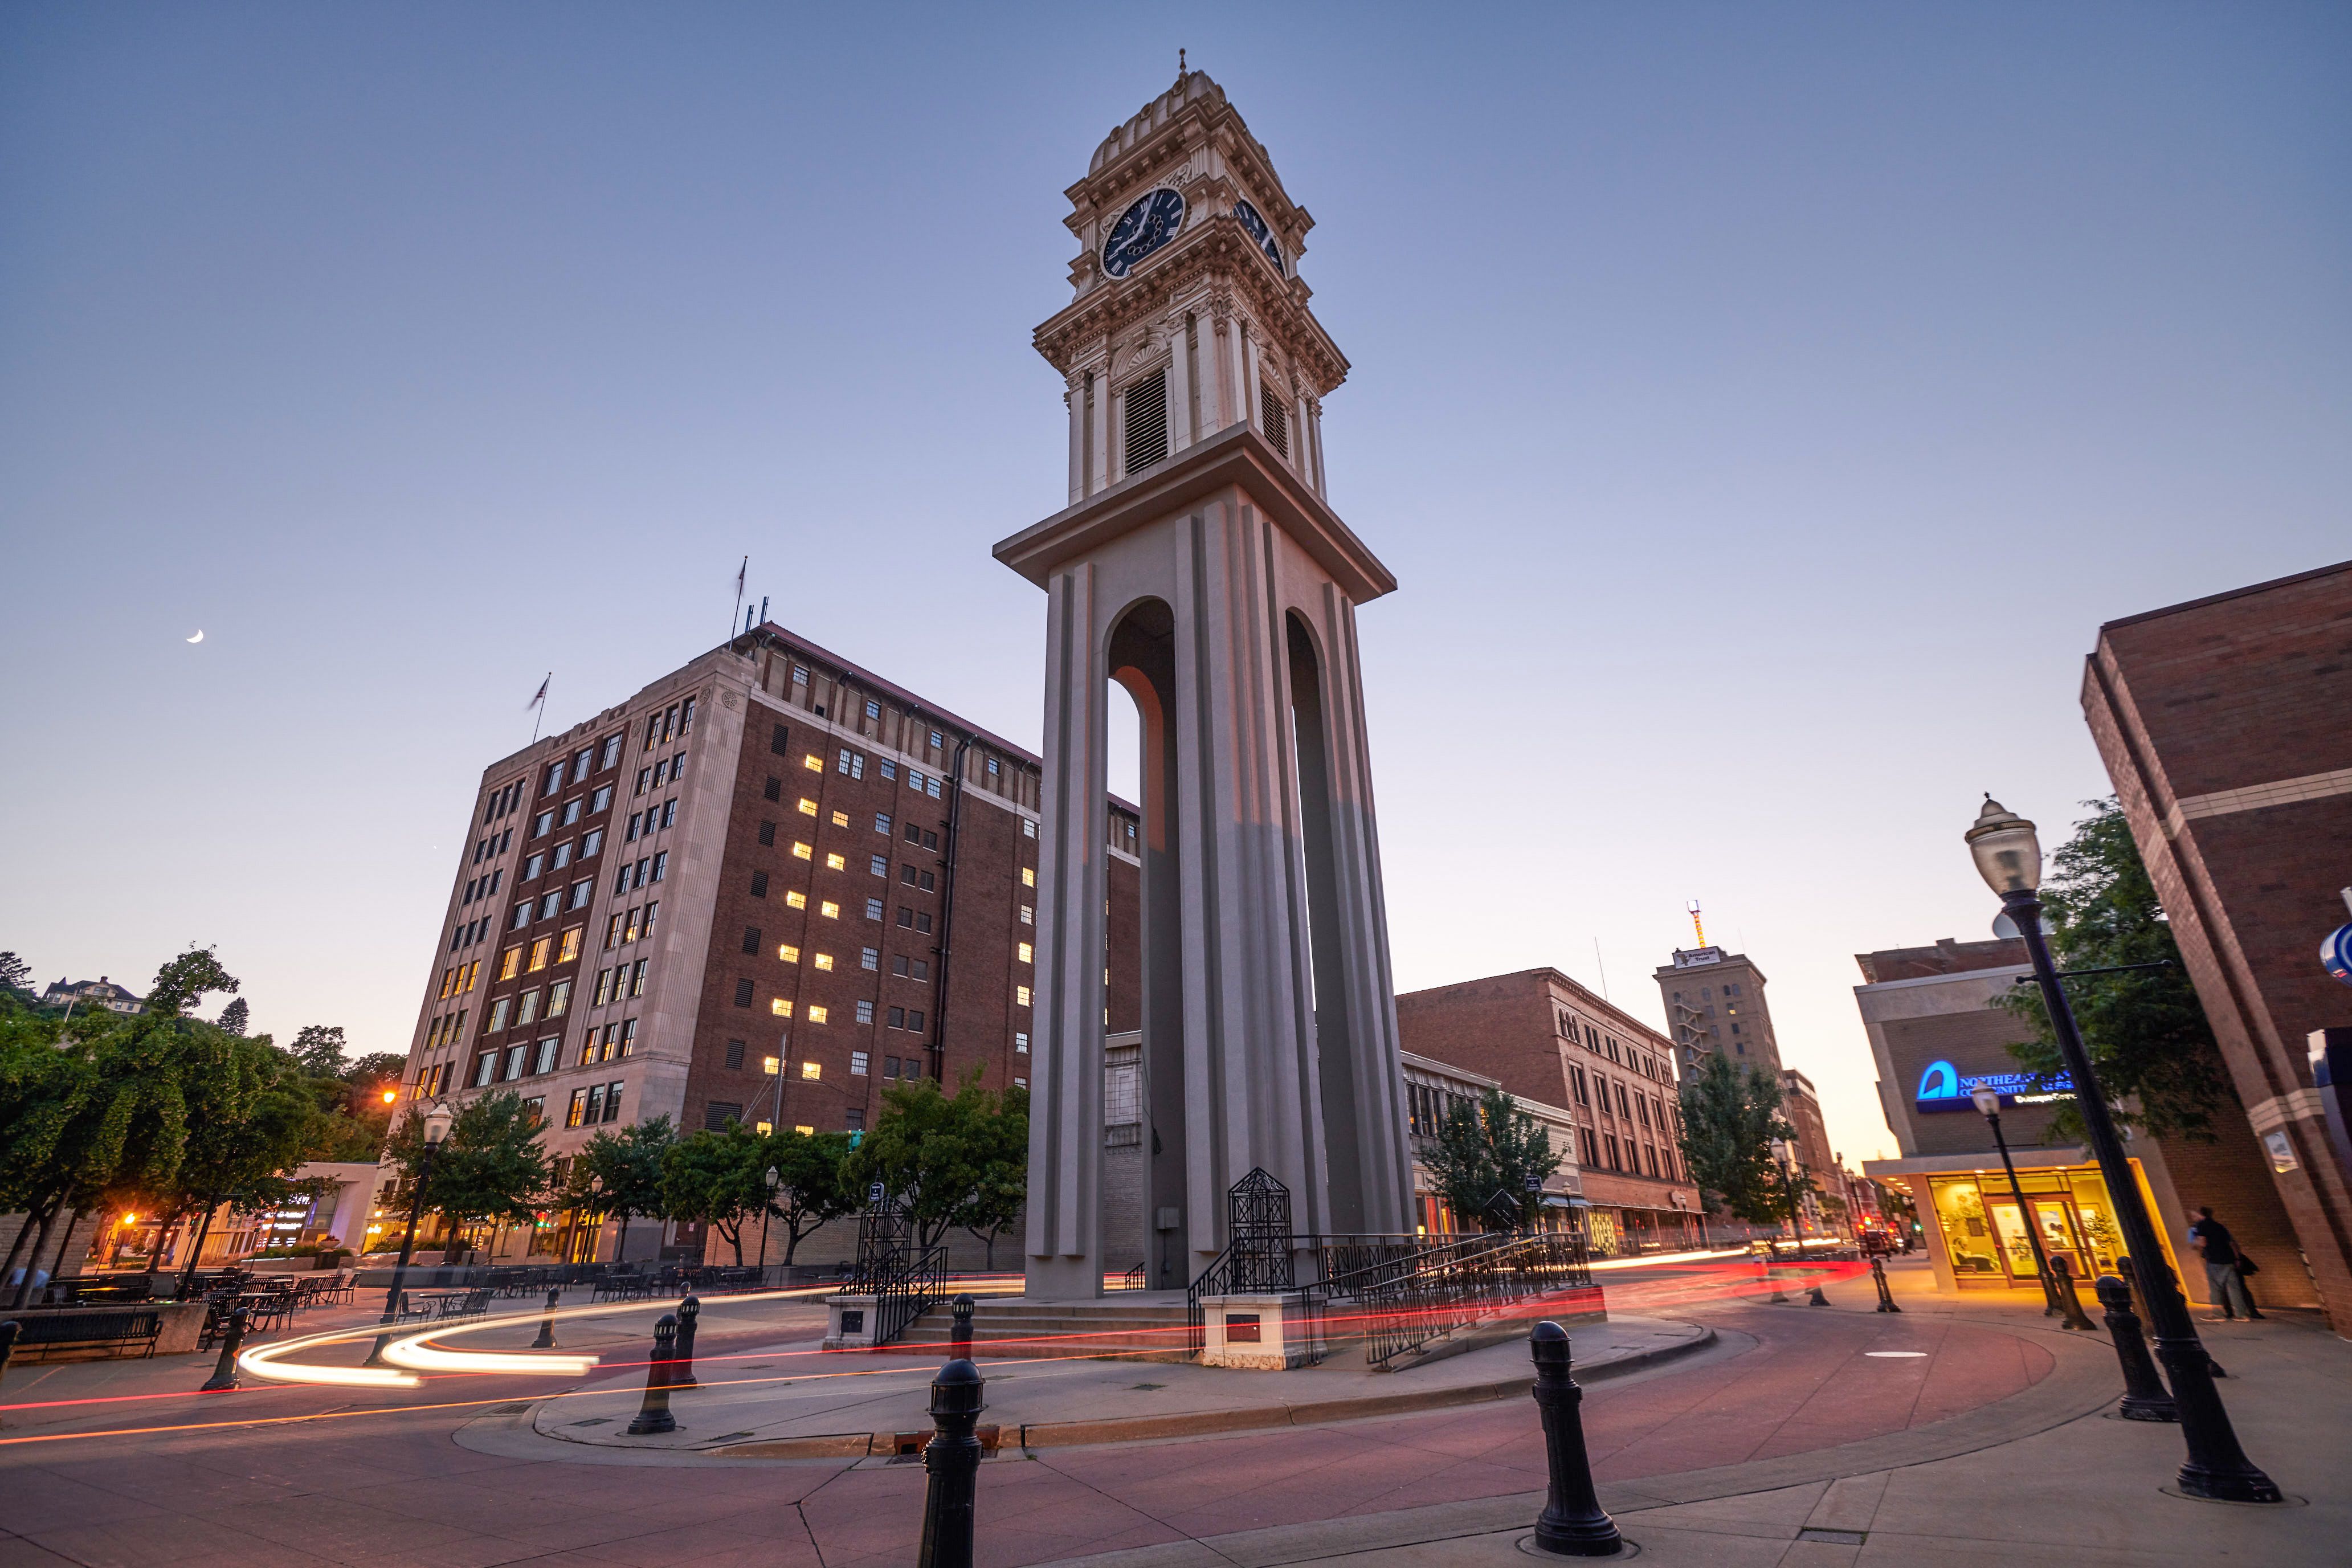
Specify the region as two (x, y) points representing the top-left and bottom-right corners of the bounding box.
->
(2187, 1206), (2264, 1321)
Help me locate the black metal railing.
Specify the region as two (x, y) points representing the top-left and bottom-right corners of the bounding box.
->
(867, 1245), (948, 1349)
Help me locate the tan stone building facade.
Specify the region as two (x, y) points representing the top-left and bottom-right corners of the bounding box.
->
(1654, 946), (1783, 1076)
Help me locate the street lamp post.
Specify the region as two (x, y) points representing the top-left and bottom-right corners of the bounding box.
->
(1969, 1084), (2090, 1328)
(758, 1165), (782, 1280)
(367, 1102), (454, 1367)
(1966, 797), (2279, 1503)
(1769, 1139), (1801, 1243)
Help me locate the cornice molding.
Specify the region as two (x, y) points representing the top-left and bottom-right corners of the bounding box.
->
(991, 420), (1394, 605)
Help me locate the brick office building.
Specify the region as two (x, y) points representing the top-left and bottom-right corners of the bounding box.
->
(1778, 1068), (1835, 1235)
(2082, 560), (2352, 1333)
(1653, 946), (1783, 1076)
(395, 624), (1140, 1263)
(1396, 969), (1701, 1253)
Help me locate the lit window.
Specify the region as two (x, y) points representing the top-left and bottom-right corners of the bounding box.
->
(558, 927), (582, 963)
(1020, 905), (1034, 925)
(814, 953), (834, 971)
(787, 891), (807, 909)
(779, 944), (801, 963)
(772, 998), (793, 1017)
(801, 1061), (822, 1080)
(755, 1120), (773, 1135)
(852, 1050), (870, 1075)
(819, 901), (839, 919)
(1018, 942), (1033, 964)
(807, 1006), (828, 1024)
(825, 852), (846, 871)
(528, 937), (552, 971)
(792, 842), (812, 860)
(803, 754), (823, 771)
(762, 1055), (781, 1075)
(1016, 986), (1031, 1007)
(799, 798), (819, 816)
(794, 1124), (814, 1136)
(1022, 868), (1036, 888)
(547, 980), (572, 1016)
(831, 809), (849, 827)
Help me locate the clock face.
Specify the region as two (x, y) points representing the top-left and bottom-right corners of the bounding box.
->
(1101, 188), (1187, 280)
(1234, 199), (1285, 275)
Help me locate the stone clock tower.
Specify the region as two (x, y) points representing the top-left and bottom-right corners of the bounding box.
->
(995, 69), (1414, 1299)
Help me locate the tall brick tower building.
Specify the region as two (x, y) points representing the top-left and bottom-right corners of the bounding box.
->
(397, 626), (1140, 1263)
(1654, 946), (1785, 1076)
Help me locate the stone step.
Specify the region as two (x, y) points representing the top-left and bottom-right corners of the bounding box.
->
(873, 1298), (1197, 1361)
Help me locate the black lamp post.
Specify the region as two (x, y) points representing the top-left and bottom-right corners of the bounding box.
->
(1769, 1138), (1801, 1244)
(1966, 797), (2279, 1503)
(366, 1101), (454, 1367)
(1969, 1084), (2089, 1328)
(758, 1165), (781, 1277)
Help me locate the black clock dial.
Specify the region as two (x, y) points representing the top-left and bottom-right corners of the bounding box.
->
(1101, 188), (1187, 279)
(1234, 199), (1284, 275)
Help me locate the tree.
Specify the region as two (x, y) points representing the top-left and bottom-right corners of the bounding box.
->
(1997, 798), (2235, 1140)
(0, 951), (30, 995)
(344, 1052), (406, 1088)
(287, 1024), (349, 1079)
(382, 1092), (552, 1250)
(216, 998), (250, 1036)
(565, 1115), (675, 1259)
(158, 1040), (321, 1291)
(661, 1125), (770, 1264)
(761, 1126), (858, 1264)
(1675, 1052), (1796, 1226)
(955, 1083), (1028, 1267)
(1420, 1087), (1561, 1233)
(844, 1072), (1030, 1253)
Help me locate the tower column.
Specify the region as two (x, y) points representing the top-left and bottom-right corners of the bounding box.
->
(1167, 316), (1194, 453)
(1066, 373), (1087, 504)
(1089, 364), (1112, 495)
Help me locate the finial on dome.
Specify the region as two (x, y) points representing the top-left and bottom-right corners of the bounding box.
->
(1177, 47), (1186, 80)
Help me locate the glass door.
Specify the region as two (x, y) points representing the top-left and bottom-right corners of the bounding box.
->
(1986, 1201), (2040, 1283)
(2033, 1200), (2086, 1283)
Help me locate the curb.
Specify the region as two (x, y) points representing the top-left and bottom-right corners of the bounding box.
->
(710, 1323), (1718, 1460)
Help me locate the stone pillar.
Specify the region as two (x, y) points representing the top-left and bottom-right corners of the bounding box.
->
(1167, 316), (1194, 454)
(1066, 373), (1087, 504)
(1307, 400), (1328, 500)
(1089, 363), (1112, 496)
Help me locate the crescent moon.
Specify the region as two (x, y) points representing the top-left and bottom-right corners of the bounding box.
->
(187, 630), (204, 643)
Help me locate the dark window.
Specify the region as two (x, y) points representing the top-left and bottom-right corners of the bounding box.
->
(904, 822), (921, 843)
(919, 870), (935, 892)
(844, 1106), (865, 1132)
(921, 830), (938, 852)
(1259, 383), (1290, 458)
(892, 956), (908, 977)
(750, 871), (769, 898)
(770, 722), (791, 756)
(908, 1010), (925, 1033)
(603, 1083), (624, 1123)
(725, 1039), (745, 1069)
(742, 926), (761, 955)
(901, 864), (917, 885)
(706, 1100), (742, 1130)
(884, 1052), (901, 1075)
(764, 777), (782, 802)
(758, 820), (776, 846)
(734, 979), (754, 1007)
(1123, 368), (1169, 472)
(888, 1008), (905, 1030)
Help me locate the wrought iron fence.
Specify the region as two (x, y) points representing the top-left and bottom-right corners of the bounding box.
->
(1314, 1228), (1592, 1368)
(866, 1245), (948, 1349)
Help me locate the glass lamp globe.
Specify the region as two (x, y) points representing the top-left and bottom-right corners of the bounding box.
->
(1971, 1085), (2001, 1117)
(1966, 795), (2043, 895)
(422, 1104), (456, 1145)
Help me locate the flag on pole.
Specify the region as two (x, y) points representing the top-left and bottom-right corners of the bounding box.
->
(526, 675), (550, 713)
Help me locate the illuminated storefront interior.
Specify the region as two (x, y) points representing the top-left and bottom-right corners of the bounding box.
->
(1886, 1154), (2182, 1293)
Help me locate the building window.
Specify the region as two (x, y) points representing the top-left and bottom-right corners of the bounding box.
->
(751, 871), (769, 898)
(856, 1001), (874, 1024)
(793, 841), (812, 860)
(772, 998), (793, 1017)
(1023, 818), (1036, 839)
(865, 897), (884, 920)
(875, 813), (892, 835)
(1014, 1032), (1028, 1053)
(582, 827), (604, 857)
(539, 891), (561, 920)
(546, 980), (572, 1016)
(1020, 904), (1034, 926)
(826, 852), (846, 871)
(787, 890), (807, 909)
(801, 1060), (822, 1080)
(797, 798), (818, 818)
(528, 937), (552, 971)
(814, 952), (834, 971)
(628, 958), (647, 997)
(819, 900), (839, 919)
(1018, 942), (1032, 964)
(1259, 383), (1290, 458)
(533, 1036), (559, 1074)
(1015, 985), (1031, 1007)
(743, 926), (762, 955)
(860, 946), (879, 970)
(488, 996), (512, 1032)
(734, 979), (754, 1007)
(888, 1007), (904, 1030)
(779, 944), (801, 963)
(806, 1005), (828, 1024)
(1021, 867), (1035, 888)
(804, 753), (823, 772)
(760, 821), (777, 845)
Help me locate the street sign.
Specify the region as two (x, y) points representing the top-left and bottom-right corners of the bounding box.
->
(867, 1181), (885, 1204)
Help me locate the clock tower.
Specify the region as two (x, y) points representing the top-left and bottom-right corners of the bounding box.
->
(995, 70), (1412, 1298)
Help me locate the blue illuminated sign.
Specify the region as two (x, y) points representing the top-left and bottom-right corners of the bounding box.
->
(1914, 1058), (2072, 1114)
(2322, 923), (2352, 988)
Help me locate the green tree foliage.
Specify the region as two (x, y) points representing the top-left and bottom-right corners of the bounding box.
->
(382, 1092), (552, 1244)
(0, 951), (30, 995)
(216, 998), (250, 1036)
(661, 1125), (771, 1264)
(762, 1126), (858, 1264)
(345, 1052), (406, 1088)
(1422, 1087), (1562, 1232)
(159, 1041), (324, 1291)
(1675, 1052), (1796, 1226)
(564, 1114), (675, 1257)
(845, 1072), (1030, 1252)
(287, 1024), (349, 1078)
(1997, 798), (2234, 1140)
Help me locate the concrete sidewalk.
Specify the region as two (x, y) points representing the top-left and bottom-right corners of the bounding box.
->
(515, 1315), (1713, 1459)
(1042, 1276), (2349, 1567)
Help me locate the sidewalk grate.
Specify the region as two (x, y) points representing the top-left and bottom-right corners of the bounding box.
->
(1797, 1529), (1867, 1545)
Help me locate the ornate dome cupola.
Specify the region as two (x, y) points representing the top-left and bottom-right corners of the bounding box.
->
(1037, 67), (1346, 505)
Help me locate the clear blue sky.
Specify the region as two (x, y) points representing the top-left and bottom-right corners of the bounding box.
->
(5, 3), (2345, 1163)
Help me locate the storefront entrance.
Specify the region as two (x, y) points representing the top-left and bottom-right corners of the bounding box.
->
(1926, 1162), (2154, 1288)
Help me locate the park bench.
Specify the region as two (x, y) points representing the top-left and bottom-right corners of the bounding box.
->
(6, 1308), (165, 1360)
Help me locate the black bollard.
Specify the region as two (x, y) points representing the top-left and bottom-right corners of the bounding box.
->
(1529, 1321), (1623, 1556)
(1762, 1250), (1788, 1304)
(672, 1295), (700, 1388)
(1872, 1255), (1903, 1313)
(917, 1358), (986, 1568)
(0, 1320), (18, 1427)
(1806, 1271), (1831, 1308)
(2094, 1273), (2179, 1423)
(626, 1314), (679, 1436)
(532, 1287), (561, 1350)
(201, 1305), (249, 1393)
(2048, 1255), (2097, 1332)
(951, 1292), (975, 1358)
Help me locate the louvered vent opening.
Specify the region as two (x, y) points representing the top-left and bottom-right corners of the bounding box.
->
(1123, 370), (1169, 475)
(1259, 385), (1290, 459)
